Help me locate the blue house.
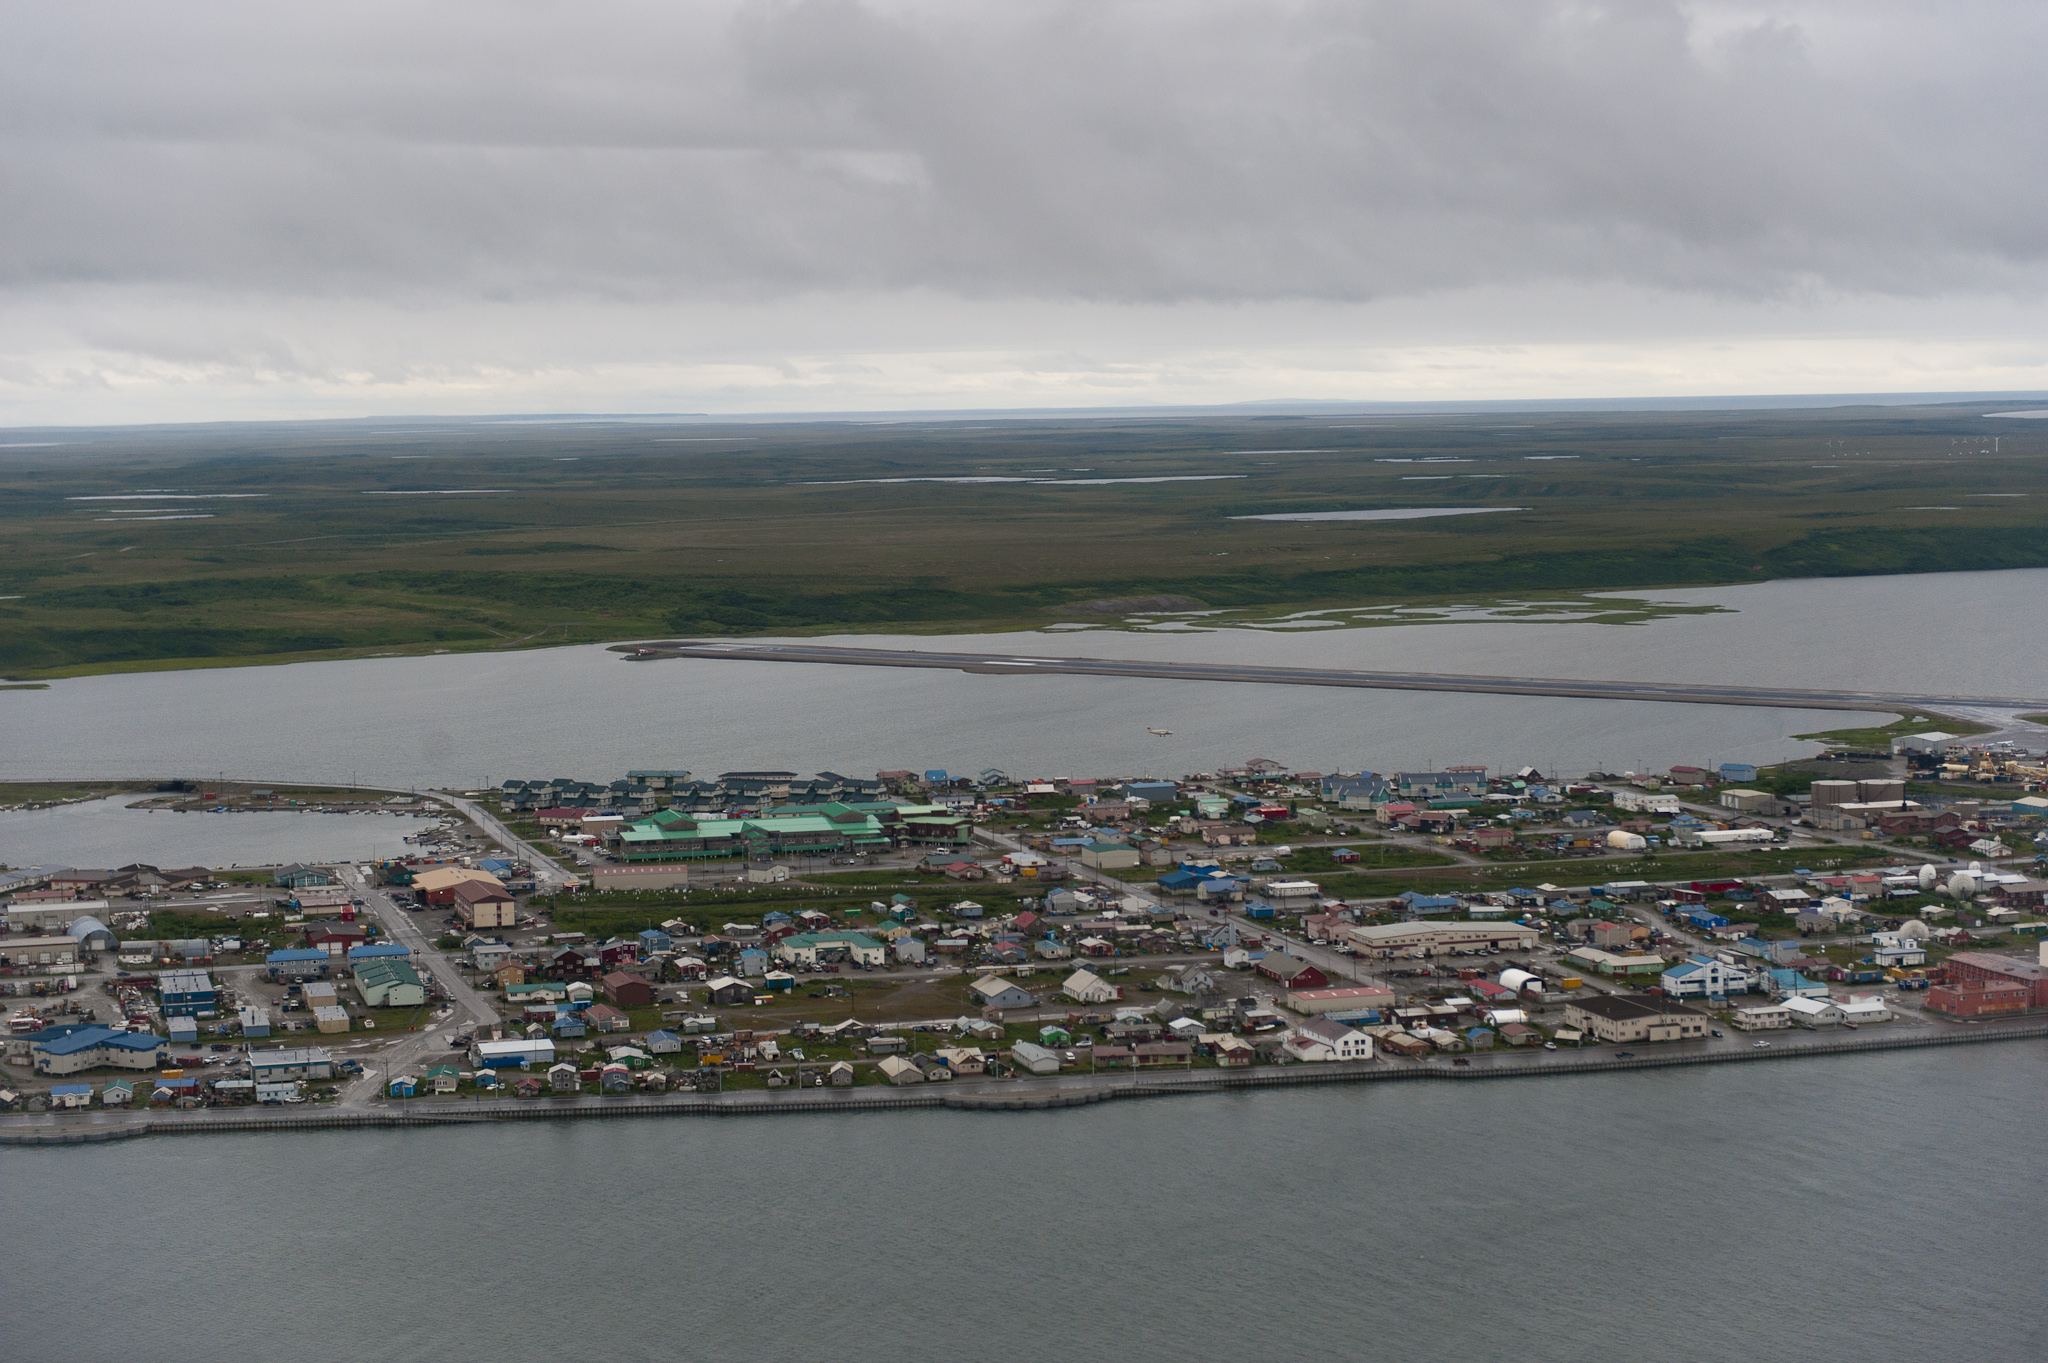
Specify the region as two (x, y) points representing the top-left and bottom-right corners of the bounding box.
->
(1127, 781), (1178, 803)
(346, 943), (412, 963)
(638, 928), (673, 954)
(1399, 891), (1461, 918)
(388, 1075), (418, 1098)
(551, 1011), (587, 1039)
(1156, 868), (1205, 894)
(1720, 763), (1758, 783)
(736, 948), (770, 977)
(267, 949), (330, 981)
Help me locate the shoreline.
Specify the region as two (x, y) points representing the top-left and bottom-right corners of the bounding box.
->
(9, 1016), (2043, 1146)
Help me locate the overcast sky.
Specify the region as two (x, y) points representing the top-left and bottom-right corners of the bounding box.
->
(3, 0), (2044, 423)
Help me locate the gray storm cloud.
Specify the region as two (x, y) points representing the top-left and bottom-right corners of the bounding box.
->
(4, 0), (2042, 305)
(1, 0), (2044, 419)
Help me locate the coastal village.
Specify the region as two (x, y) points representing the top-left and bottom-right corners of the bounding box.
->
(6, 725), (2048, 1119)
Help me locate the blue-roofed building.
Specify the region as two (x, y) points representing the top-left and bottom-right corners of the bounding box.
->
(736, 948), (770, 977)
(1156, 868), (1205, 895)
(1765, 967), (1828, 998)
(50, 1083), (94, 1108)
(1677, 909), (1732, 931)
(1720, 763), (1759, 783)
(267, 948), (330, 981)
(924, 770), (949, 786)
(1127, 781), (1178, 804)
(345, 942), (412, 963)
(1399, 891), (1462, 919)
(550, 1010), (587, 1039)
(638, 928), (673, 954)
(157, 969), (217, 1017)
(31, 1026), (169, 1076)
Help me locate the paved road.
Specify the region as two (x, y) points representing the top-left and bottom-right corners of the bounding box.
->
(615, 640), (2048, 716)
(433, 791), (580, 890)
(328, 864), (498, 1104)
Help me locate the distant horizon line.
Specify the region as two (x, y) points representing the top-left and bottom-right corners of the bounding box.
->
(5, 388), (2047, 434)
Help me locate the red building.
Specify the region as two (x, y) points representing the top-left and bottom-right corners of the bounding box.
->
(602, 971), (654, 1009)
(1255, 953), (1330, 990)
(1926, 980), (2031, 1017)
(1941, 952), (2048, 1006)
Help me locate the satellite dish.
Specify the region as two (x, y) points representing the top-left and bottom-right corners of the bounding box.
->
(1917, 864), (1937, 891)
(1899, 919), (1931, 943)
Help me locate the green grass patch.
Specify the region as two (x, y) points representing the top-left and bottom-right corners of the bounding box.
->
(1791, 710), (1993, 749)
(6, 406), (2048, 675)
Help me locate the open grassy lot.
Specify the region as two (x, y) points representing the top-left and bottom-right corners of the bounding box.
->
(1311, 845), (1894, 898)
(3, 403), (2044, 675)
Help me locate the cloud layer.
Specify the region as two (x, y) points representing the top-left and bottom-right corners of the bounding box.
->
(3, 1), (2045, 419)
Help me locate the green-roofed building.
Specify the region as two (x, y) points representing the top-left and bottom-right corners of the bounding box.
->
(772, 931), (887, 968)
(355, 959), (428, 1008)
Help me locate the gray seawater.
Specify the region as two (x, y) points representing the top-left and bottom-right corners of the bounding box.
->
(0, 796), (441, 868)
(6, 1045), (2043, 1363)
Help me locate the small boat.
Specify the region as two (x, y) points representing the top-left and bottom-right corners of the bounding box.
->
(1147, 727), (1172, 736)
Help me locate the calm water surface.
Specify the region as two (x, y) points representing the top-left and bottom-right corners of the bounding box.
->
(4, 567), (2044, 790)
(0, 796), (442, 867)
(5, 1045), (2042, 1363)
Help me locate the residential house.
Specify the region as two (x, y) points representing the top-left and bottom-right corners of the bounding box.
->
(1282, 1017), (1374, 1062)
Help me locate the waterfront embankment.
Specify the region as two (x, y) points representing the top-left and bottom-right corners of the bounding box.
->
(8, 1015), (2043, 1145)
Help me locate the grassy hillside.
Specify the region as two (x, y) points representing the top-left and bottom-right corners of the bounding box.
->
(2, 403), (2043, 676)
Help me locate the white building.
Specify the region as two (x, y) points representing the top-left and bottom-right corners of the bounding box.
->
(1060, 969), (1120, 1005)
(1781, 996), (1845, 1028)
(1732, 1002), (1791, 1030)
(1343, 922), (1539, 957)
(1283, 1017), (1374, 1062)
(1673, 827), (1777, 848)
(1613, 790), (1682, 815)
(1660, 955), (1758, 998)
